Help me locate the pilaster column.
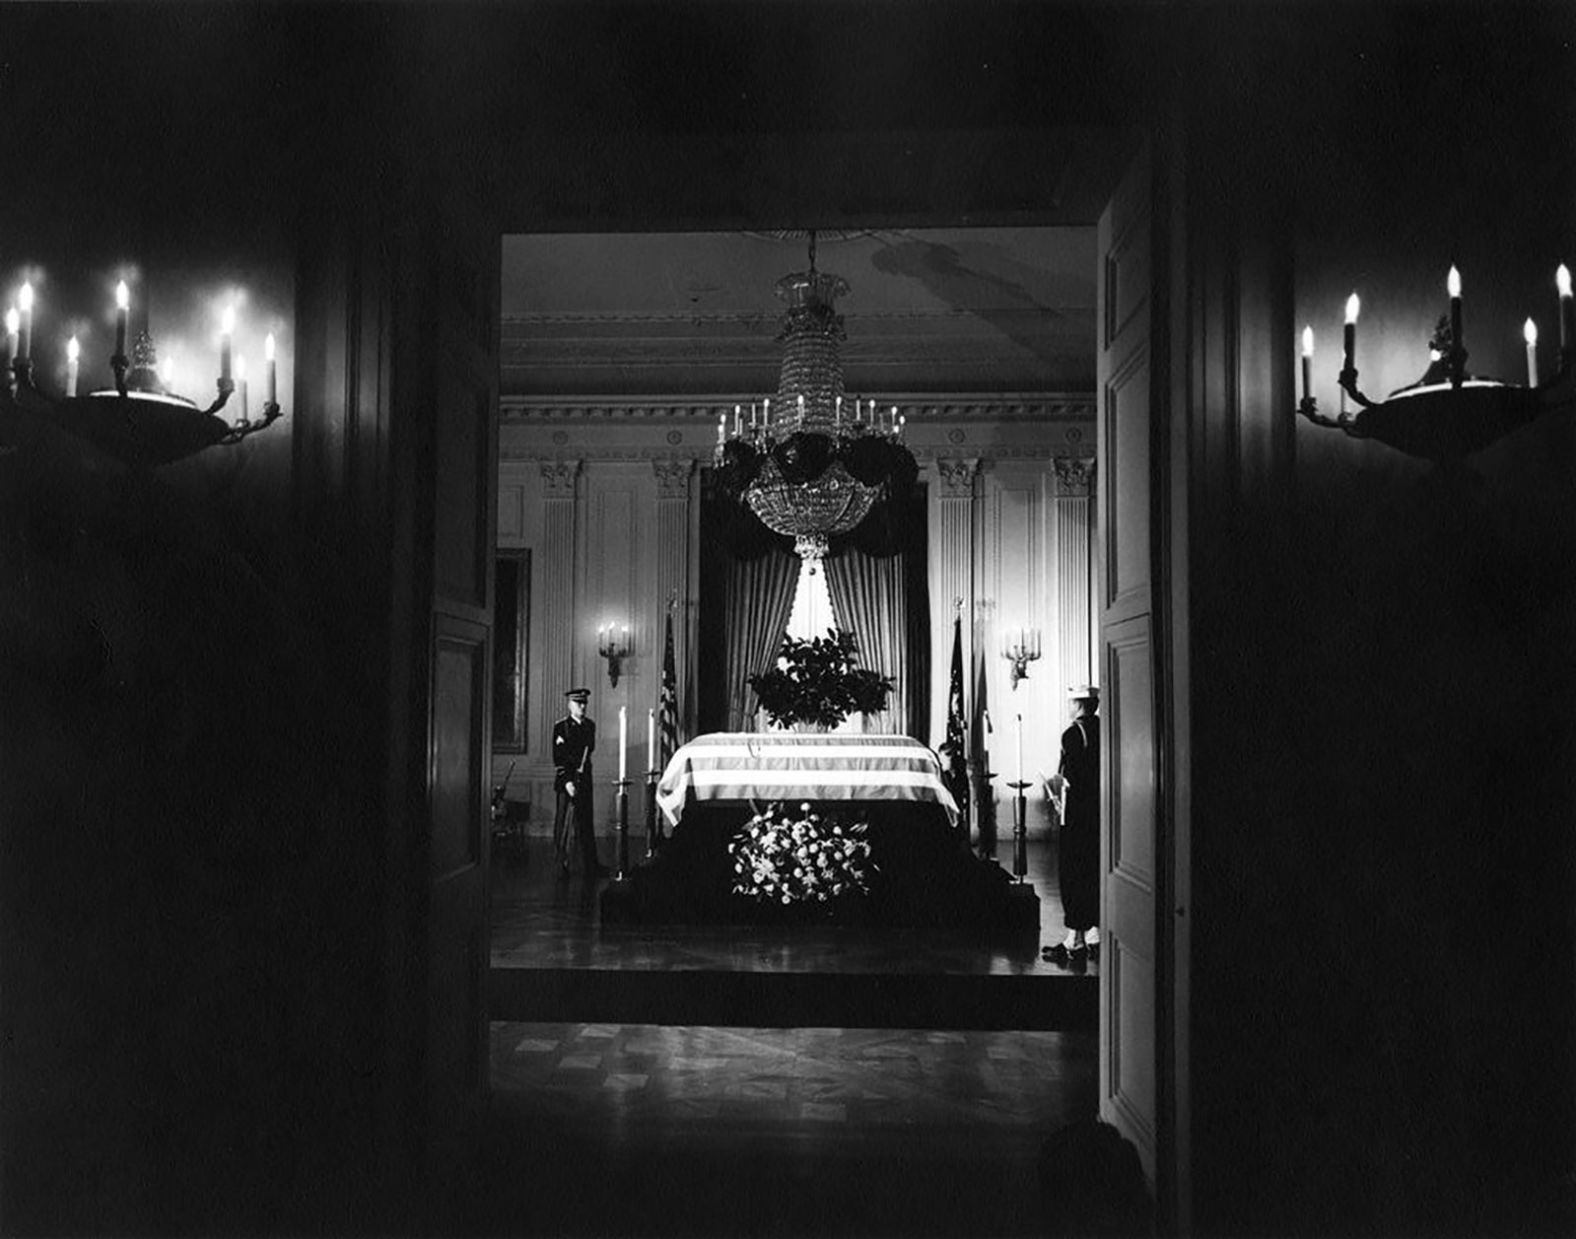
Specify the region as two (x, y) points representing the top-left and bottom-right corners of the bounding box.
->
(651, 459), (693, 735)
(538, 460), (580, 739)
(1052, 456), (1096, 692)
(935, 458), (982, 837)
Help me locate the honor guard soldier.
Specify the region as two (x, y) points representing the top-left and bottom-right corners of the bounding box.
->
(552, 688), (608, 878)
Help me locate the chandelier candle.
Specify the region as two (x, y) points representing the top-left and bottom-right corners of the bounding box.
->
(1447, 266), (1463, 383)
(65, 335), (79, 397)
(265, 332), (277, 406)
(1525, 320), (1539, 387)
(1301, 326), (1314, 403)
(17, 283), (33, 362)
(114, 281), (129, 358)
(220, 303), (235, 383)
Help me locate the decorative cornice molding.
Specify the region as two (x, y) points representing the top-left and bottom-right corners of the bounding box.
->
(652, 457), (694, 500)
(503, 443), (1095, 466)
(500, 393), (1094, 422)
(540, 459), (580, 497)
(1052, 455), (1097, 496)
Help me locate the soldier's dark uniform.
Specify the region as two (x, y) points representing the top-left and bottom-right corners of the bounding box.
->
(552, 690), (604, 875)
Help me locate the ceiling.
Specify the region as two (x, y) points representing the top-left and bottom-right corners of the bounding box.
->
(500, 225), (1098, 397)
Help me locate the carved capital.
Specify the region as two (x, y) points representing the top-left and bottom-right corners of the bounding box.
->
(935, 457), (980, 499)
(652, 457), (694, 501)
(1052, 455), (1096, 496)
(541, 459), (581, 498)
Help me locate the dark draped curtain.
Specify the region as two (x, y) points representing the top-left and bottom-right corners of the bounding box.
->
(824, 489), (929, 737)
(698, 483), (798, 732)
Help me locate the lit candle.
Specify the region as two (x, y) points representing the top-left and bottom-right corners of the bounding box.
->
(890, 405), (898, 435)
(733, 405), (741, 436)
(1525, 319), (1539, 387)
(1342, 293), (1359, 372)
(115, 281), (129, 358)
(236, 355), (249, 421)
(618, 706), (628, 782)
(1447, 266), (1462, 376)
(265, 332), (277, 406)
(835, 395), (842, 429)
(1558, 265), (1573, 359)
(220, 302), (235, 383)
(897, 414), (905, 439)
(66, 335), (79, 397)
(17, 282), (33, 362)
(647, 708), (655, 772)
(1015, 713), (1023, 786)
(4, 308), (17, 365)
(717, 414), (725, 448)
(798, 393), (805, 426)
(160, 355), (174, 392)
(1300, 325), (1314, 403)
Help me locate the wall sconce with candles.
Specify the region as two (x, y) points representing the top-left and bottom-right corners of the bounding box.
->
(1002, 627), (1042, 690)
(597, 621), (631, 689)
(1296, 264), (1576, 462)
(1, 276), (283, 468)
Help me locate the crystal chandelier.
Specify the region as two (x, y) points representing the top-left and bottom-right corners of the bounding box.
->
(2, 276), (283, 467)
(713, 232), (917, 562)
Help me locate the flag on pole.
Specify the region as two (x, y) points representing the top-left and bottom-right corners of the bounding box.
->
(938, 611), (970, 828)
(658, 606), (680, 767)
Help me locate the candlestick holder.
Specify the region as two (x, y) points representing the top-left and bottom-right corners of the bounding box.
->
(613, 777), (631, 882)
(971, 758), (997, 860)
(4, 331), (280, 467)
(1007, 780), (1031, 881)
(644, 769), (662, 859)
(1298, 317), (1575, 463)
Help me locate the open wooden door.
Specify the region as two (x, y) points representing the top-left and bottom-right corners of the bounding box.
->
(419, 189), (501, 1186)
(1095, 143), (1170, 1195)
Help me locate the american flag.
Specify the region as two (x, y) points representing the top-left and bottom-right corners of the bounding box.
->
(658, 607), (680, 766)
(938, 611), (970, 829)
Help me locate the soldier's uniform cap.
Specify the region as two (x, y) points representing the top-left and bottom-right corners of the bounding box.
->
(1067, 684), (1099, 701)
(564, 687), (591, 703)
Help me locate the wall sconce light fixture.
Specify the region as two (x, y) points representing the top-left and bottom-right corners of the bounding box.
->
(1002, 627), (1041, 690)
(598, 621), (631, 688)
(2, 276), (283, 467)
(1296, 264), (1575, 461)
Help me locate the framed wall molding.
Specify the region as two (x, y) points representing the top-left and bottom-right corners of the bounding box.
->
(492, 549), (531, 753)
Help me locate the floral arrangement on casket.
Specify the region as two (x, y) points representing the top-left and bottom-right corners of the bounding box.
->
(729, 801), (875, 905)
(748, 629), (893, 731)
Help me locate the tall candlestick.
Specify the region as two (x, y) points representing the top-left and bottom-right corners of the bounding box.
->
(618, 706), (628, 782)
(265, 332), (277, 406)
(66, 335), (80, 397)
(220, 303), (235, 383)
(1558, 265), (1573, 359)
(647, 708), (655, 771)
(17, 282), (33, 362)
(1300, 326), (1313, 403)
(1524, 319), (1539, 387)
(1015, 713), (1023, 786)
(1447, 266), (1463, 376)
(1342, 293), (1359, 372)
(115, 281), (129, 358)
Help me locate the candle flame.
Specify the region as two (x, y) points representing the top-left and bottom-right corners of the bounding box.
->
(1559, 264), (1572, 298)
(265, 332), (276, 362)
(221, 304), (236, 335)
(18, 282), (33, 312)
(67, 335), (80, 361)
(1524, 318), (1538, 345)
(1344, 293), (1360, 324)
(160, 357), (174, 385)
(1301, 325), (1314, 356)
(4, 308), (17, 335)
(115, 281), (129, 310)
(1447, 266), (1461, 298)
